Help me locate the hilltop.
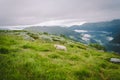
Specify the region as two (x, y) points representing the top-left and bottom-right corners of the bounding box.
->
(0, 30), (120, 80)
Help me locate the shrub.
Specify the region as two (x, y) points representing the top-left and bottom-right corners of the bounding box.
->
(22, 44), (32, 49)
(60, 34), (66, 38)
(69, 43), (87, 50)
(43, 32), (48, 35)
(89, 43), (106, 51)
(27, 32), (39, 39)
(48, 54), (61, 59)
(74, 69), (91, 80)
(52, 36), (66, 44)
(0, 47), (9, 54)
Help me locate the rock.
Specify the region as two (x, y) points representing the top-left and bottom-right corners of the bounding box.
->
(39, 35), (53, 42)
(54, 44), (67, 51)
(19, 32), (35, 41)
(110, 58), (120, 63)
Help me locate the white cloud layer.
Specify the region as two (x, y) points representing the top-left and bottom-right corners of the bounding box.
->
(34, 19), (86, 27)
(81, 34), (91, 41)
(0, 19), (86, 30)
(0, 0), (120, 27)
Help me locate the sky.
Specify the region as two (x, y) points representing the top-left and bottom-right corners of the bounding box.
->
(0, 0), (120, 27)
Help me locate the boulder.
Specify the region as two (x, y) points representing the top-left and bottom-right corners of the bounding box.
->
(39, 35), (53, 42)
(54, 44), (67, 51)
(19, 33), (35, 41)
(110, 58), (120, 63)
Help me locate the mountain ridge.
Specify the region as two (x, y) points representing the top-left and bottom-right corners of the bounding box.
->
(24, 19), (120, 53)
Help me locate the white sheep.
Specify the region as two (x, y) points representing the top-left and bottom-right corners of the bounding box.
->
(54, 44), (67, 51)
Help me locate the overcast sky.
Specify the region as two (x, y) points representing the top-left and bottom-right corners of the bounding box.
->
(0, 0), (120, 26)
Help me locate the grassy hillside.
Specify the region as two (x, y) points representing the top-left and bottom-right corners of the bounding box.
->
(0, 30), (120, 80)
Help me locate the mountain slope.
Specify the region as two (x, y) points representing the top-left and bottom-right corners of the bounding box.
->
(25, 26), (74, 35)
(69, 19), (120, 33)
(25, 19), (120, 53)
(0, 30), (120, 80)
(69, 19), (120, 53)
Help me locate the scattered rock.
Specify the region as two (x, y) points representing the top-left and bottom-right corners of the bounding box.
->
(110, 58), (120, 63)
(24, 35), (35, 41)
(39, 35), (53, 42)
(54, 44), (67, 51)
(19, 33), (35, 41)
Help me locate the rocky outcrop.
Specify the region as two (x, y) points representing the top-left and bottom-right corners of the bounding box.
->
(54, 44), (67, 51)
(110, 58), (120, 63)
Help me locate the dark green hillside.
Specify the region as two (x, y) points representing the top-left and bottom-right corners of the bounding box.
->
(0, 30), (120, 80)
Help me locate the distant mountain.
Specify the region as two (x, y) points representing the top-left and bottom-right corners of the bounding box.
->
(25, 19), (120, 53)
(69, 19), (120, 53)
(0, 27), (9, 30)
(111, 34), (120, 44)
(25, 26), (72, 35)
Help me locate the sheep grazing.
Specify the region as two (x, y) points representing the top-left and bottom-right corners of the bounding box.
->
(54, 44), (67, 51)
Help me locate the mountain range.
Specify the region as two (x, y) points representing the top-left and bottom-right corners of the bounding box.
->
(24, 19), (120, 53)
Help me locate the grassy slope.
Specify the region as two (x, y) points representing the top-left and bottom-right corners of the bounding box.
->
(0, 30), (120, 80)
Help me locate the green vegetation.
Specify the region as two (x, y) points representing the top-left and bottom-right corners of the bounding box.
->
(89, 43), (106, 51)
(27, 32), (39, 39)
(0, 30), (120, 80)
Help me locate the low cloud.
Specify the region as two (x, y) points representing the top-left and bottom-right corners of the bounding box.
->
(0, 0), (120, 26)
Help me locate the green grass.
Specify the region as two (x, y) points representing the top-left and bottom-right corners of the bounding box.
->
(0, 30), (120, 80)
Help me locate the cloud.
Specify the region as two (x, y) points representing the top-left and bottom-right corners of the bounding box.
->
(35, 19), (86, 26)
(81, 34), (91, 41)
(0, 0), (120, 26)
(0, 19), (86, 30)
(74, 30), (88, 33)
